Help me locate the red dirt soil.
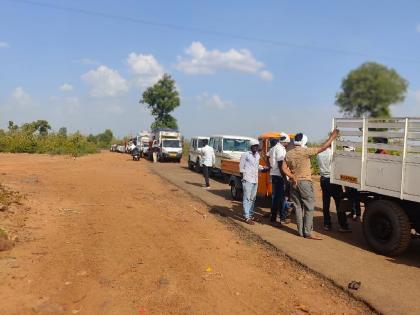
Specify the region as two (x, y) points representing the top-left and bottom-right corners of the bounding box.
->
(0, 152), (374, 315)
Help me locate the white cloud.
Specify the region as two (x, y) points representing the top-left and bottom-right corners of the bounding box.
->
(197, 92), (234, 110)
(174, 41), (273, 80)
(105, 104), (125, 115)
(0, 41), (10, 48)
(73, 58), (100, 65)
(50, 96), (80, 115)
(416, 24), (420, 33)
(81, 65), (129, 97)
(59, 83), (74, 92)
(11, 87), (33, 107)
(127, 52), (164, 88)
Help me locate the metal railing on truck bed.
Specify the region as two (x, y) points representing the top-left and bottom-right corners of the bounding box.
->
(331, 117), (420, 203)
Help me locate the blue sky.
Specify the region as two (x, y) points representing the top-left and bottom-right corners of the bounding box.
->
(1, 0), (420, 140)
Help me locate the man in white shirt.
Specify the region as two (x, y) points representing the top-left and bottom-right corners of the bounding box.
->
(240, 139), (268, 224)
(201, 139), (215, 189)
(266, 133), (289, 225)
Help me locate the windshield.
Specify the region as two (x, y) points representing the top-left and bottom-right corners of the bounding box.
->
(197, 139), (208, 148)
(223, 138), (250, 152)
(163, 140), (181, 148)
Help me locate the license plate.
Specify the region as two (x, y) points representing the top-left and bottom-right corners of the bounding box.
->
(169, 153), (177, 157)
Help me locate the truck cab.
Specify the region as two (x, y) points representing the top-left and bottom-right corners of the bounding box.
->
(151, 128), (183, 162)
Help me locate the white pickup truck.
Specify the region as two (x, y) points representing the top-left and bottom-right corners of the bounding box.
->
(331, 117), (420, 256)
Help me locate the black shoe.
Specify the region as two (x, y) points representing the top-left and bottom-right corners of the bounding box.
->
(323, 225), (332, 231)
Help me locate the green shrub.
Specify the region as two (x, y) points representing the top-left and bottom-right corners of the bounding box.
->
(0, 120), (114, 156)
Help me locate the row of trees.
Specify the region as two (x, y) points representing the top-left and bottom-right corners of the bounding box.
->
(140, 62), (409, 131)
(0, 120), (116, 156)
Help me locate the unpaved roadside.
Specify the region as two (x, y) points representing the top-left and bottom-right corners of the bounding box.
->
(0, 152), (374, 315)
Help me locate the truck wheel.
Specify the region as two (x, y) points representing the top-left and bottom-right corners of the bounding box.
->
(188, 158), (194, 170)
(231, 184), (243, 201)
(195, 159), (202, 173)
(363, 200), (411, 256)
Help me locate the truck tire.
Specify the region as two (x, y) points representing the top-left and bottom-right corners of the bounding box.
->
(188, 157), (194, 170)
(230, 184), (243, 201)
(195, 159), (202, 173)
(363, 199), (411, 256)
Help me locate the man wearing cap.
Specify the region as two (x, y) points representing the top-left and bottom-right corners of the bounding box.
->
(266, 133), (290, 225)
(239, 139), (267, 225)
(282, 130), (339, 239)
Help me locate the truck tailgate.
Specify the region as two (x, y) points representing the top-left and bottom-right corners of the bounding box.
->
(221, 160), (241, 176)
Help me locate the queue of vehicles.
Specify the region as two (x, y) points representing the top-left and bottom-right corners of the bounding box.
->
(110, 128), (183, 163)
(110, 116), (420, 257)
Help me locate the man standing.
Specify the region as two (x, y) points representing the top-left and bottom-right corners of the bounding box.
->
(200, 139), (215, 189)
(282, 130), (339, 239)
(240, 139), (267, 225)
(266, 133), (289, 225)
(317, 146), (343, 231)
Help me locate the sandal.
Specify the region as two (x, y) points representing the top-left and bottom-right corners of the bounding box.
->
(245, 218), (255, 225)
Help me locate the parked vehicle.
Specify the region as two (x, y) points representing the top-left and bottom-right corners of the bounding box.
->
(149, 128), (183, 162)
(188, 136), (210, 172)
(110, 144), (118, 152)
(331, 117), (420, 256)
(209, 135), (256, 175)
(224, 132), (294, 200)
(116, 145), (126, 153)
(136, 131), (150, 158)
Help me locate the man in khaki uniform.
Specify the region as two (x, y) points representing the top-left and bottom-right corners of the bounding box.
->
(282, 130), (339, 239)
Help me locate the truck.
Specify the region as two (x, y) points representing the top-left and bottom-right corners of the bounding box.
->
(136, 131), (150, 158)
(225, 132), (292, 200)
(331, 117), (420, 256)
(149, 128), (182, 162)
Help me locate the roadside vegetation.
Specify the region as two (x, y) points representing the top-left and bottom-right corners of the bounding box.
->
(0, 120), (115, 156)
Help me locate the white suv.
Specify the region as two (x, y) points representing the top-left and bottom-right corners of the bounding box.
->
(188, 136), (210, 172)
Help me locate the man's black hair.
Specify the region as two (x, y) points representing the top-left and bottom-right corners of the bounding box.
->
(269, 138), (278, 148)
(294, 133), (304, 142)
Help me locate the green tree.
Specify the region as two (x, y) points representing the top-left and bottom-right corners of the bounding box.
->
(58, 127), (67, 137)
(335, 62), (408, 118)
(8, 121), (18, 132)
(140, 74), (180, 130)
(21, 120), (52, 136)
(96, 129), (113, 146)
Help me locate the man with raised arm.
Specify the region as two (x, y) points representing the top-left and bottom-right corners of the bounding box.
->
(282, 129), (339, 239)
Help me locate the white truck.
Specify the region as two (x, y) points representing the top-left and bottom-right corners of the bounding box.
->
(209, 135), (257, 175)
(136, 131), (150, 157)
(150, 128), (183, 162)
(188, 136), (210, 172)
(331, 117), (420, 256)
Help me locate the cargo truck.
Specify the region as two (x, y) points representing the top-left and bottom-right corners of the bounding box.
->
(149, 128), (182, 162)
(331, 117), (420, 256)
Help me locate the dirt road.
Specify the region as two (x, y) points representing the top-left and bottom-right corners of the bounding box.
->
(0, 152), (373, 315)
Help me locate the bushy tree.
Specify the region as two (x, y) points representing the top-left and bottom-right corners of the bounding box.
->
(58, 127), (67, 137)
(140, 74), (180, 130)
(96, 129), (113, 146)
(336, 62), (408, 118)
